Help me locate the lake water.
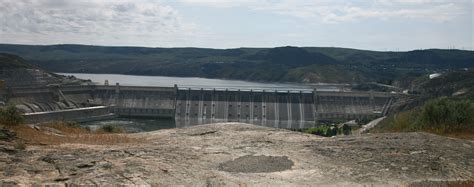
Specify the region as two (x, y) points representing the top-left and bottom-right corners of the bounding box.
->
(58, 73), (347, 132)
(58, 73), (348, 92)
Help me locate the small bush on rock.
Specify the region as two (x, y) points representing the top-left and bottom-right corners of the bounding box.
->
(0, 105), (24, 126)
(100, 125), (124, 133)
(305, 124), (348, 137)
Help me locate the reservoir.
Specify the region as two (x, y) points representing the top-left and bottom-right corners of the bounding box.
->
(57, 73), (348, 92)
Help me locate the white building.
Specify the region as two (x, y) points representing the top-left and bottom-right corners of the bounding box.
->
(429, 73), (442, 79)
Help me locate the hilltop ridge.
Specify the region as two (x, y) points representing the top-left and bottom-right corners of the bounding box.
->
(0, 44), (472, 85)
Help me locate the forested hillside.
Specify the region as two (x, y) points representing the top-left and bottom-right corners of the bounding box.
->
(0, 44), (472, 84)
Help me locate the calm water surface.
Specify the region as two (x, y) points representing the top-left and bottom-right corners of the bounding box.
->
(58, 73), (347, 91)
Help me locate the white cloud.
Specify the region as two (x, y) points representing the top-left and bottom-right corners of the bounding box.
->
(177, 0), (257, 8)
(178, 0), (471, 23)
(0, 0), (198, 45)
(0, 0), (470, 49)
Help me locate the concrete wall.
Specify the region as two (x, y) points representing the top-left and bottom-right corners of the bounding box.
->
(7, 85), (177, 122)
(7, 86), (84, 113)
(90, 85), (176, 118)
(59, 85), (96, 104)
(24, 106), (115, 124)
(315, 91), (395, 121)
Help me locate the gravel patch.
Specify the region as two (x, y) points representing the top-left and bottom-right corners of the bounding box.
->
(219, 155), (294, 173)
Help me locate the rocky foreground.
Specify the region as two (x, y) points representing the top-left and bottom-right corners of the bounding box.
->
(0, 123), (473, 186)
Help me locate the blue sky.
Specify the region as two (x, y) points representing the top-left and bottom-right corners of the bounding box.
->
(0, 0), (472, 51)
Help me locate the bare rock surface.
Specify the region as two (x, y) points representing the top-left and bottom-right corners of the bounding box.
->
(0, 123), (473, 186)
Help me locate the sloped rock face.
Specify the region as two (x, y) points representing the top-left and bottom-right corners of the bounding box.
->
(0, 123), (473, 186)
(0, 53), (60, 88)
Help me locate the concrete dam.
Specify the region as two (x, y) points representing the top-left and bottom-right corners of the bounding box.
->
(175, 88), (395, 129)
(175, 88), (317, 129)
(3, 84), (399, 129)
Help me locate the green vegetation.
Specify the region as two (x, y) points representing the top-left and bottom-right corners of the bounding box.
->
(0, 130), (4, 138)
(369, 70), (474, 138)
(420, 99), (473, 132)
(304, 124), (352, 137)
(99, 125), (124, 133)
(0, 44), (472, 84)
(0, 105), (24, 126)
(0, 129), (8, 140)
(376, 98), (474, 134)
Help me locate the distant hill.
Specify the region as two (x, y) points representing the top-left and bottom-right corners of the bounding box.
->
(0, 53), (36, 69)
(0, 44), (472, 85)
(0, 53), (86, 87)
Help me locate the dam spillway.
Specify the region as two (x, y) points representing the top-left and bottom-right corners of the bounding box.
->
(175, 88), (316, 129)
(2, 84), (399, 129)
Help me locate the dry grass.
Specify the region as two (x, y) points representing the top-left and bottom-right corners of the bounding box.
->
(374, 110), (474, 140)
(43, 122), (91, 134)
(408, 180), (474, 187)
(430, 130), (474, 140)
(7, 122), (141, 145)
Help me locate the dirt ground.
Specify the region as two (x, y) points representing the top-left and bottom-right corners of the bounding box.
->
(0, 123), (473, 186)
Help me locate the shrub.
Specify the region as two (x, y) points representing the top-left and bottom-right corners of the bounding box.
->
(420, 98), (474, 132)
(99, 125), (124, 133)
(341, 124), (352, 135)
(0, 126), (16, 141)
(305, 125), (344, 137)
(379, 98), (474, 134)
(0, 105), (24, 126)
(392, 109), (421, 132)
